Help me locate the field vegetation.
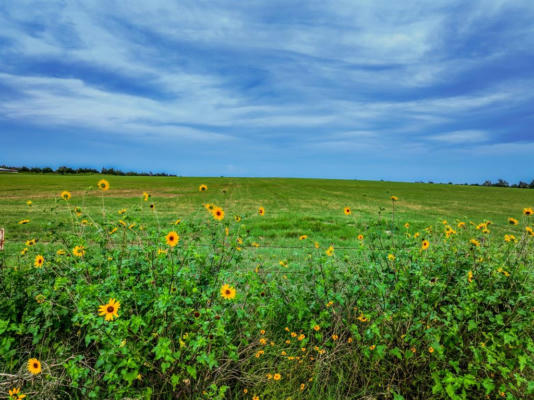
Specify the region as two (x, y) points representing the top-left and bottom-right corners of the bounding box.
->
(0, 174), (533, 399)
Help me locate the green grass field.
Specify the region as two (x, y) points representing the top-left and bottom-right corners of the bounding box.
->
(2, 173), (533, 249)
(1, 174), (533, 399)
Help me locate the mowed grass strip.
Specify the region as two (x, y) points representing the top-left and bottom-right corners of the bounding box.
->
(1, 173), (533, 246)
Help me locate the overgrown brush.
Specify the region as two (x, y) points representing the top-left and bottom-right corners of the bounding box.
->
(1, 185), (533, 399)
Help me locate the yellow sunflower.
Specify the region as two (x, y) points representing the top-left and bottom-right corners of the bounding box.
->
(258, 206), (265, 216)
(523, 207), (533, 216)
(18, 219), (30, 224)
(98, 298), (120, 321)
(60, 191), (71, 200)
(445, 227), (456, 238)
(9, 387), (26, 400)
(199, 184), (208, 192)
(73, 245), (85, 257)
(166, 231), (179, 247)
(97, 179), (110, 191)
(212, 207), (225, 221)
(357, 313), (368, 322)
(467, 270), (473, 283)
(34, 255), (44, 268)
(357, 234), (364, 240)
(325, 246), (334, 256)
(27, 358), (41, 375)
(273, 373), (281, 381)
(391, 196), (398, 201)
(142, 192), (150, 201)
(508, 217), (518, 225)
(220, 284), (236, 300)
(299, 235), (308, 240)
(504, 234), (516, 243)
(234, 215), (241, 222)
(26, 200), (32, 206)
(344, 207), (351, 215)
(421, 239), (430, 250)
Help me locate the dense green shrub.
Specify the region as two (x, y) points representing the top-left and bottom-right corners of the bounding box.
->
(1, 189), (533, 399)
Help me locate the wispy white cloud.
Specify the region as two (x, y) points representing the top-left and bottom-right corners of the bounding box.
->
(0, 73), (234, 141)
(467, 141), (534, 156)
(429, 130), (489, 144)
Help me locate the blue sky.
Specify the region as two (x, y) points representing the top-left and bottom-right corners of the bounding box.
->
(1, 0), (534, 183)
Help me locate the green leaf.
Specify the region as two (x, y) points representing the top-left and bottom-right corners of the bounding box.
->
(390, 347), (403, 360)
(171, 374), (180, 389)
(467, 320), (477, 331)
(186, 365), (197, 379)
(518, 355), (527, 372)
(482, 378), (495, 395)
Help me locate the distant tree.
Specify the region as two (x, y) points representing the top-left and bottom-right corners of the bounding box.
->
(76, 168), (99, 174)
(518, 181), (528, 189)
(494, 179), (509, 187)
(482, 180), (492, 186)
(101, 167), (119, 175)
(57, 166), (74, 174)
(529, 180), (534, 189)
(42, 167), (53, 173)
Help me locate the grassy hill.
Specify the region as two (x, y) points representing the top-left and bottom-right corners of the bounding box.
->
(1, 174), (533, 248)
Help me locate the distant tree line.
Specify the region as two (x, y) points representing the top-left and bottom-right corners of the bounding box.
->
(478, 179), (534, 189)
(0, 165), (176, 177)
(420, 179), (534, 189)
(2, 166), (532, 188)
